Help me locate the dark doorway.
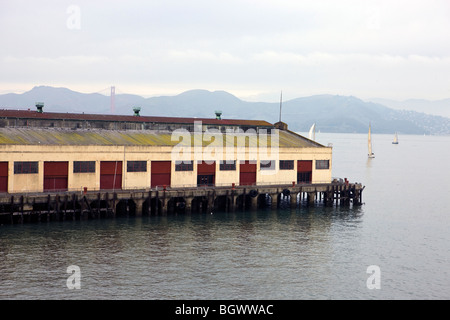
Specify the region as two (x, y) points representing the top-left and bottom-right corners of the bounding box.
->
(297, 160), (312, 184)
(197, 161), (215, 187)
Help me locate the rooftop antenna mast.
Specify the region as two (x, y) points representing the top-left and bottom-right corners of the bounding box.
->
(279, 90), (283, 122)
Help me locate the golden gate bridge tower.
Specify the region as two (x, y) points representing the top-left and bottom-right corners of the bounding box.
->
(110, 86), (115, 114)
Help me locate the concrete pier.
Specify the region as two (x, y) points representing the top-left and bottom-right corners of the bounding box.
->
(0, 181), (364, 224)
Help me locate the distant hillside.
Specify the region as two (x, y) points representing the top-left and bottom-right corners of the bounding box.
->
(1, 86), (449, 135)
(0, 86), (112, 114)
(279, 95), (450, 135)
(368, 97), (450, 118)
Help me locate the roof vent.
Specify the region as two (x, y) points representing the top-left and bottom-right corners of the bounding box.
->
(133, 107), (141, 116)
(215, 110), (222, 120)
(36, 102), (44, 113)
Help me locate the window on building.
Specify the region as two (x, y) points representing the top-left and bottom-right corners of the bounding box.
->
(316, 160), (330, 170)
(175, 161), (193, 171)
(219, 160), (236, 171)
(260, 160), (275, 170)
(73, 161), (95, 173)
(127, 161), (147, 172)
(279, 160), (294, 170)
(14, 162), (38, 174)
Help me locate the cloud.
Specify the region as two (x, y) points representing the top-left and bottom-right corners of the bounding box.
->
(167, 50), (243, 64)
(1, 0), (450, 100)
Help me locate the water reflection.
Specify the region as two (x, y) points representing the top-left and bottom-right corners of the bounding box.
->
(0, 206), (364, 299)
(3, 133), (450, 299)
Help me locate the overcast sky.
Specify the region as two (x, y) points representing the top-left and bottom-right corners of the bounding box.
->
(1, 0), (450, 101)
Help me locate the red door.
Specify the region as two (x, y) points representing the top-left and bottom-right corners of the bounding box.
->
(297, 160), (312, 183)
(44, 162), (68, 191)
(100, 161), (122, 190)
(197, 161), (215, 186)
(239, 161), (257, 186)
(151, 161), (171, 188)
(0, 162), (8, 193)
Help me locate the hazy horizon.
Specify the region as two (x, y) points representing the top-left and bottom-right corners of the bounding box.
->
(2, 1), (450, 103)
(2, 85), (450, 105)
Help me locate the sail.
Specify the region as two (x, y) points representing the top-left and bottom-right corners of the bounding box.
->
(368, 124), (374, 157)
(309, 123), (316, 141)
(393, 132), (398, 144)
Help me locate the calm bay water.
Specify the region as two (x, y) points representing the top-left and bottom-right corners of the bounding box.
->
(1, 133), (449, 300)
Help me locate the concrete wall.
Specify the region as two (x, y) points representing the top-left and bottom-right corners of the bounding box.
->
(171, 162), (197, 188)
(0, 144), (332, 193)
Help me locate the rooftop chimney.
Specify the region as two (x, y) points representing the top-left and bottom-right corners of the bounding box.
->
(133, 107), (141, 116)
(215, 110), (222, 120)
(36, 102), (44, 113)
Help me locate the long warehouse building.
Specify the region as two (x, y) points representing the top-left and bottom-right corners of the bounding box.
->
(0, 105), (332, 194)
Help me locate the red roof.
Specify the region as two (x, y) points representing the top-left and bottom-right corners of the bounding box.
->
(0, 109), (273, 127)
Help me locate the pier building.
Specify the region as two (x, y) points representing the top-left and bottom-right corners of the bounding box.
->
(0, 105), (363, 223)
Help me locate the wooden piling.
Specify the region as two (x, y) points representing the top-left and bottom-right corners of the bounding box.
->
(0, 182), (364, 224)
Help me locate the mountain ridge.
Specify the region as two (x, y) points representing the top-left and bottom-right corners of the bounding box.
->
(367, 97), (450, 118)
(1, 86), (449, 135)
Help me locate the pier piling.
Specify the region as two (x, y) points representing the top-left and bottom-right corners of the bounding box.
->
(0, 182), (364, 224)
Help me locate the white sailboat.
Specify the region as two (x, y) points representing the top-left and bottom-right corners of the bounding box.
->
(368, 124), (375, 158)
(392, 132), (399, 144)
(308, 123), (316, 141)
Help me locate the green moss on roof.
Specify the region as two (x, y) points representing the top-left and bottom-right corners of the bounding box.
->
(0, 132), (18, 144)
(118, 132), (175, 146)
(0, 128), (325, 148)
